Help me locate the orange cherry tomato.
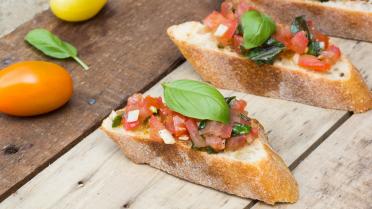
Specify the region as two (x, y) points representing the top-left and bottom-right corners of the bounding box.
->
(0, 61), (73, 116)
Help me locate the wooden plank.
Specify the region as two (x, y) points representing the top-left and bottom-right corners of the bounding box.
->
(0, 62), (348, 209)
(251, 111), (372, 209)
(0, 0), (218, 201)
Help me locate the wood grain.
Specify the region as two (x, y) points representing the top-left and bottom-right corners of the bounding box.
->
(0, 63), (348, 209)
(251, 111), (372, 209)
(0, 0), (218, 201)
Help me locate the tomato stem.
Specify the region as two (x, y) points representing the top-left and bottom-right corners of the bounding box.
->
(72, 56), (89, 71)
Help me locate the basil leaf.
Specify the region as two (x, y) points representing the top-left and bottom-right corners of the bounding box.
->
(198, 120), (207, 130)
(112, 115), (122, 128)
(290, 16), (312, 39)
(232, 123), (252, 136)
(162, 80), (230, 124)
(224, 96), (236, 105)
(246, 37), (285, 64)
(308, 41), (322, 56)
(25, 28), (89, 70)
(241, 10), (276, 50)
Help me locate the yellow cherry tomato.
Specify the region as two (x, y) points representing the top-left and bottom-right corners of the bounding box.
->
(0, 61), (73, 117)
(50, 0), (108, 22)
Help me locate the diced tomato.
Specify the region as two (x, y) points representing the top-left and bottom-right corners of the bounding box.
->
(172, 115), (188, 137)
(149, 115), (165, 142)
(221, 2), (235, 20)
(226, 135), (247, 151)
(205, 135), (226, 151)
(314, 32), (329, 49)
(230, 99), (247, 112)
(233, 35), (243, 53)
(200, 121), (232, 139)
(236, 2), (255, 18)
(218, 19), (238, 46)
(321, 45), (341, 64)
(127, 94), (142, 106)
(250, 127), (259, 138)
(143, 96), (164, 110)
(185, 119), (206, 147)
(203, 11), (227, 30)
(273, 25), (292, 48)
(289, 31), (309, 54)
(298, 55), (331, 72)
(123, 119), (140, 131)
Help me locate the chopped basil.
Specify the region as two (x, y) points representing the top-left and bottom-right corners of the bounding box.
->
(246, 38), (285, 64)
(112, 115), (122, 128)
(198, 120), (207, 130)
(224, 96), (236, 105)
(291, 16), (312, 39)
(240, 114), (251, 122)
(241, 10), (276, 50)
(232, 123), (252, 136)
(191, 143), (217, 154)
(308, 41), (322, 56)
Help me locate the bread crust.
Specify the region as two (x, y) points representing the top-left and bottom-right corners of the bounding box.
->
(167, 26), (372, 112)
(101, 119), (298, 205)
(228, 0), (372, 42)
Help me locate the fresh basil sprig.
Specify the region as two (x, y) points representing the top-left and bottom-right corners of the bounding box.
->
(232, 123), (252, 136)
(25, 28), (89, 70)
(246, 37), (285, 64)
(241, 10), (276, 50)
(162, 80), (230, 124)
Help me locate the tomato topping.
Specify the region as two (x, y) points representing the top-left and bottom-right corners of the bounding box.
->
(203, 11), (228, 30)
(321, 45), (341, 64)
(172, 115), (188, 137)
(205, 136), (226, 151)
(143, 96), (164, 110)
(185, 119), (206, 147)
(236, 2), (255, 18)
(149, 115), (165, 142)
(289, 31), (309, 54)
(298, 55), (331, 72)
(218, 18), (238, 46)
(226, 135), (247, 151)
(273, 25), (292, 48)
(230, 99), (247, 112)
(220, 2), (235, 20)
(233, 35), (243, 53)
(200, 121), (233, 139)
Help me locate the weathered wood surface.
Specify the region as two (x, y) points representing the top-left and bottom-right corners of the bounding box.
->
(252, 111), (372, 209)
(0, 0), (219, 201)
(0, 63), (355, 209)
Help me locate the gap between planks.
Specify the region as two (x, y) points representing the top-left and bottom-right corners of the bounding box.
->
(0, 57), (186, 203)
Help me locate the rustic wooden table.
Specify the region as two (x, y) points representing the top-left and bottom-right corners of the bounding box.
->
(0, 1), (371, 209)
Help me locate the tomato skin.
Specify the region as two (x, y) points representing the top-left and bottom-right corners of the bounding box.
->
(149, 116), (165, 142)
(220, 2), (235, 20)
(50, 0), (108, 22)
(298, 55), (331, 72)
(0, 61), (73, 117)
(321, 45), (341, 64)
(289, 31), (309, 54)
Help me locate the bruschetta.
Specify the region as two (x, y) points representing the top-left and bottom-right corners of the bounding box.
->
(101, 80), (298, 205)
(167, 1), (372, 112)
(228, 0), (372, 42)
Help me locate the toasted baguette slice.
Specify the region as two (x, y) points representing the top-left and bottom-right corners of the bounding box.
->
(101, 111), (299, 205)
(227, 0), (372, 42)
(167, 22), (372, 112)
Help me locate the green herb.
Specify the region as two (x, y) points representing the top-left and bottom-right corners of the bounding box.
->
(162, 80), (229, 123)
(191, 144), (217, 154)
(308, 41), (322, 56)
(198, 120), (207, 130)
(290, 16), (312, 39)
(232, 123), (251, 136)
(241, 10), (276, 50)
(224, 96), (236, 105)
(25, 28), (89, 70)
(240, 114), (251, 122)
(246, 37), (285, 64)
(112, 115), (122, 128)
